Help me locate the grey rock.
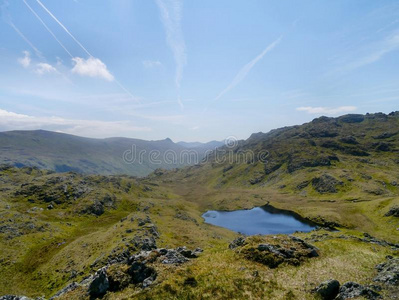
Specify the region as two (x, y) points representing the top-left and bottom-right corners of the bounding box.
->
(385, 206), (399, 217)
(312, 279), (340, 300)
(374, 256), (399, 285)
(336, 282), (381, 300)
(161, 249), (189, 264)
(50, 282), (80, 299)
(229, 237), (246, 249)
(88, 267), (109, 297)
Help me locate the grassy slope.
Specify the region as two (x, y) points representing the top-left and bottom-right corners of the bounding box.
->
(0, 112), (398, 299)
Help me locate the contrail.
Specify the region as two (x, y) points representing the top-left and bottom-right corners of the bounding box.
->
(214, 36), (282, 101)
(35, 0), (92, 57)
(1, 0), (42, 58)
(35, 0), (139, 103)
(9, 21), (43, 58)
(156, 0), (186, 110)
(23, 0), (73, 58)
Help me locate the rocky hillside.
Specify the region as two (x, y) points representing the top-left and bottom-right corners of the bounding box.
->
(0, 165), (398, 299)
(158, 112), (399, 198)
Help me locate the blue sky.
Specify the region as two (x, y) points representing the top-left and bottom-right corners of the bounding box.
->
(0, 0), (398, 142)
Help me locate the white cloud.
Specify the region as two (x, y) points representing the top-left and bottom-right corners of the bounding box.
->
(215, 36), (282, 101)
(35, 62), (57, 75)
(18, 51), (31, 68)
(142, 60), (162, 68)
(296, 106), (357, 115)
(0, 108), (151, 138)
(71, 57), (114, 81)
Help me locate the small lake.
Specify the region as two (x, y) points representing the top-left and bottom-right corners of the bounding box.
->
(202, 205), (317, 235)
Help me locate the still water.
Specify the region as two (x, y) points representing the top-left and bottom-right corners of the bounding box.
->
(202, 205), (317, 235)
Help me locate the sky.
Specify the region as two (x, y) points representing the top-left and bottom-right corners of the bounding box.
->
(0, 0), (399, 142)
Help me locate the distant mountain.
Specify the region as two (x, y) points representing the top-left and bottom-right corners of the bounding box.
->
(0, 130), (219, 176)
(177, 140), (224, 150)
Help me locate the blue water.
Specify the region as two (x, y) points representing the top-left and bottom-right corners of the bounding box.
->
(202, 206), (316, 235)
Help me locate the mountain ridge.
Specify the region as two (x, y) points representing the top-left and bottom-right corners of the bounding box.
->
(0, 130), (222, 176)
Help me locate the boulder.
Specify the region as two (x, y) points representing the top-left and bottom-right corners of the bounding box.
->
(88, 267), (109, 297)
(385, 206), (399, 217)
(312, 279), (340, 300)
(176, 246), (203, 258)
(229, 237), (246, 249)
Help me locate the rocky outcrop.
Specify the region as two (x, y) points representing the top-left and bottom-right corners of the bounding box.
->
(335, 282), (380, 300)
(230, 235), (319, 268)
(311, 174), (343, 194)
(287, 156), (339, 173)
(374, 256), (399, 285)
(50, 245), (202, 298)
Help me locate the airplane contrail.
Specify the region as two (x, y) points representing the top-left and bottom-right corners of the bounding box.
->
(215, 36), (282, 101)
(10, 21), (43, 58)
(35, 0), (139, 103)
(35, 0), (92, 57)
(23, 0), (73, 58)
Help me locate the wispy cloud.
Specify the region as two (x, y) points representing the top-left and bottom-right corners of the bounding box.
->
(143, 60), (162, 68)
(35, 62), (57, 75)
(215, 36), (282, 101)
(0, 108), (151, 138)
(156, 0), (186, 109)
(18, 51), (31, 68)
(296, 106), (357, 115)
(343, 31), (399, 71)
(72, 57), (114, 81)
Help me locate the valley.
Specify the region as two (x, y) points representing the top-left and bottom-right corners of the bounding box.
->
(0, 112), (398, 299)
